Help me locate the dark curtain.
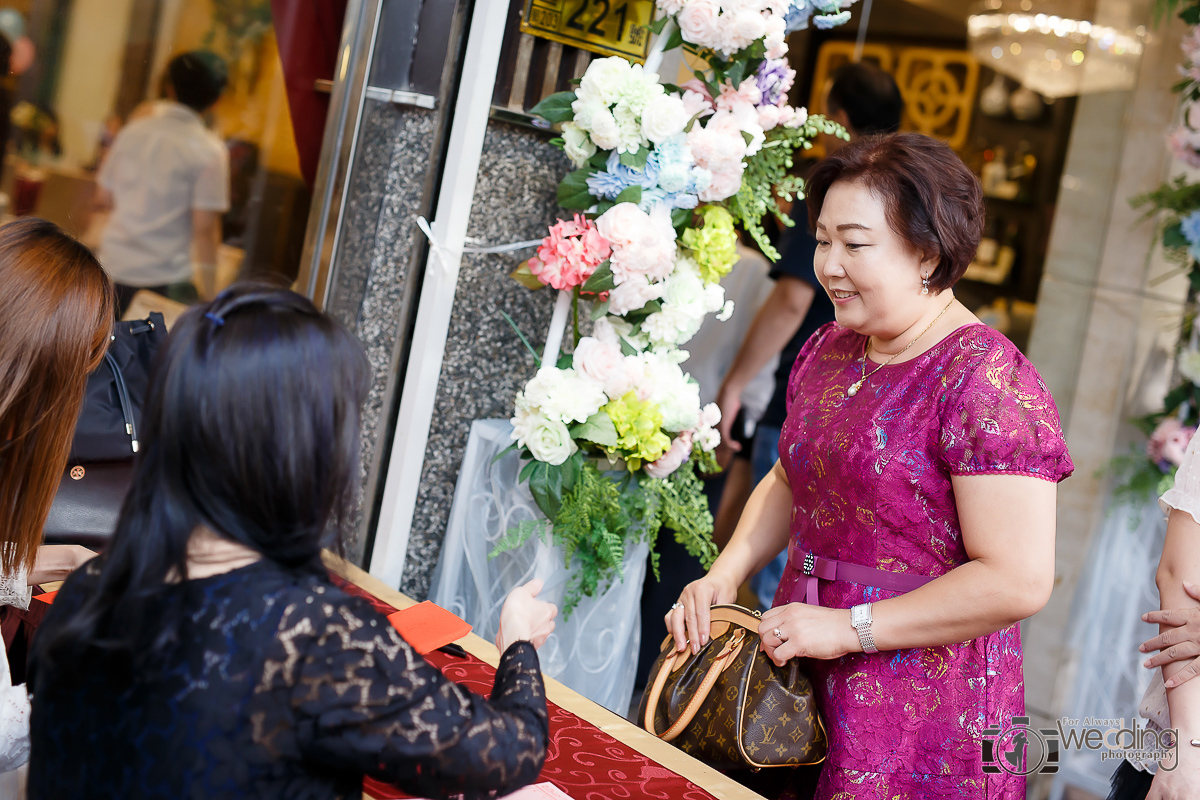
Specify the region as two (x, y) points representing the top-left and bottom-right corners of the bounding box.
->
(269, 0), (347, 189)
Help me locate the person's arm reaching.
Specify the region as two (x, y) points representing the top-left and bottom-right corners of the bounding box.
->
(714, 276), (814, 464)
(192, 209), (221, 300)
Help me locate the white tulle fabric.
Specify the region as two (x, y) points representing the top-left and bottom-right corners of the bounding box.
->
(0, 562), (31, 792)
(1050, 500), (1167, 797)
(428, 419), (648, 714)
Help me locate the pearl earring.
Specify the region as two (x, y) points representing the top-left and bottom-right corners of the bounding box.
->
(921, 276), (930, 295)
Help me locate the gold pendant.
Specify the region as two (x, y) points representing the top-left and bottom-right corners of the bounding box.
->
(847, 380), (862, 397)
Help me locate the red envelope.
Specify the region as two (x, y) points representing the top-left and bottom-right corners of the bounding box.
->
(386, 601), (471, 655)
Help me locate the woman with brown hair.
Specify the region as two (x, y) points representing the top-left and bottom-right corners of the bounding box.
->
(0, 217), (112, 783)
(666, 133), (1073, 798)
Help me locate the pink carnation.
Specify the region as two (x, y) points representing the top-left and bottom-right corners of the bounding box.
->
(645, 430), (693, 478)
(528, 214), (612, 290)
(700, 164), (746, 201)
(1148, 417), (1197, 468)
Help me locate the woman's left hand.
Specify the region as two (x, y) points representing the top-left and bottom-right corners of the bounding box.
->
(757, 603), (860, 666)
(1141, 582), (1200, 688)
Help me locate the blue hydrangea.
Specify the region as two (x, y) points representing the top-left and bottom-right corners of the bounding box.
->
(784, 0), (851, 32)
(813, 10), (852, 29)
(1182, 210), (1200, 261)
(586, 169), (631, 200)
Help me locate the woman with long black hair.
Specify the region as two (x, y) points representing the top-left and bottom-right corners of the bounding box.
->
(28, 284), (556, 799)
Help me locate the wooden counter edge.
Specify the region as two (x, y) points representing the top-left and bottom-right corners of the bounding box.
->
(323, 553), (767, 800)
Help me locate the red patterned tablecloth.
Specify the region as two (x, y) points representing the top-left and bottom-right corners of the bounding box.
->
(330, 575), (720, 800)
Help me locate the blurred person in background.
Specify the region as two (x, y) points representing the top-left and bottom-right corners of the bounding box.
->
(95, 51), (230, 316)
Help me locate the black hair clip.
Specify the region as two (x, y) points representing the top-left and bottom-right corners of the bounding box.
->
(205, 311), (225, 326)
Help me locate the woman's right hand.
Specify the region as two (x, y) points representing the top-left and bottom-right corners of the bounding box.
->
(665, 573), (739, 655)
(496, 579), (558, 653)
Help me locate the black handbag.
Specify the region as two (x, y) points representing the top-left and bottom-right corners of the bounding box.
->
(43, 313), (166, 547)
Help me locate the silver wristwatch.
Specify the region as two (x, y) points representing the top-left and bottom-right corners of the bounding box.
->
(850, 603), (878, 654)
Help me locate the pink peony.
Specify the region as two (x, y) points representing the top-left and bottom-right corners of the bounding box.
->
(597, 203), (678, 286)
(645, 430), (694, 478)
(676, 0), (723, 49)
(1148, 417), (1197, 468)
(757, 104), (782, 130)
(700, 164), (746, 201)
(715, 78), (762, 114)
(528, 214), (612, 290)
(572, 336), (625, 391)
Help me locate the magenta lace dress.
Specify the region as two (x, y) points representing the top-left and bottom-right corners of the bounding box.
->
(773, 322), (1073, 799)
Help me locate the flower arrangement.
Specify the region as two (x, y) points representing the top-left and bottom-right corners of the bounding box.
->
(1113, 0), (1200, 499)
(496, 1), (855, 614)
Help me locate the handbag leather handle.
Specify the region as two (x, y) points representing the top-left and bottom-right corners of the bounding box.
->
(643, 628), (747, 742)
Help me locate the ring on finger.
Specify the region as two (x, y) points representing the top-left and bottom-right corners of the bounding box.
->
(670, 601), (683, 612)
(773, 627), (786, 641)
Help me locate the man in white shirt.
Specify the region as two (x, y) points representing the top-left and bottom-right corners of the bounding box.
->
(96, 51), (229, 316)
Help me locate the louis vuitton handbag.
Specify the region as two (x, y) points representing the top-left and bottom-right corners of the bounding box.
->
(637, 604), (827, 770)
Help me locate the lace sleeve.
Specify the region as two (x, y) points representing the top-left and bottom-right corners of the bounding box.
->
(0, 638), (29, 772)
(286, 595), (548, 800)
(0, 563), (31, 611)
(1161, 432), (1200, 524)
(939, 340), (1073, 482)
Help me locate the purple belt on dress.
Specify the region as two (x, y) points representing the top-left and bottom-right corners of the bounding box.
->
(786, 539), (936, 606)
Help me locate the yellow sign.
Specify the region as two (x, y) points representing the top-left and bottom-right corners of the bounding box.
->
(521, 0), (657, 62)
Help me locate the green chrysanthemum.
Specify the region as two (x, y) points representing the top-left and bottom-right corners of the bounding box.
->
(681, 206), (739, 284)
(604, 391), (670, 469)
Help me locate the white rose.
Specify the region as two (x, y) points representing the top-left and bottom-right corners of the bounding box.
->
(588, 108), (623, 151)
(571, 97), (608, 131)
(524, 367), (606, 424)
(699, 402), (722, 428)
(561, 122), (597, 168)
(640, 94), (690, 144)
(572, 336), (625, 390)
(642, 306), (697, 346)
(648, 357), (701, 431)
(658, 0), (686, 13)
(663, 269), (706, 309)
(510, 392), (546, 447)
(695, 426), (720, 452)
(526, 418), (579, 465)
(608, 277), (665, 315)
(702, 282), (725, 313)
(578, 56), (632, 106)
(722, 10), (767, 53)
(676, 0), (723, 48)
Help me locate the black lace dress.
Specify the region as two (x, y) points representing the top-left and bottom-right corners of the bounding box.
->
(26, 560), (548, 799)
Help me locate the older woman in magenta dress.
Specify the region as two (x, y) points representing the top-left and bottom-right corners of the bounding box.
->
(666, 133), (1073, 799)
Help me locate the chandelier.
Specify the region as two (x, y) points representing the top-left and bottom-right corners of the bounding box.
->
(967, 0), (1147, 98)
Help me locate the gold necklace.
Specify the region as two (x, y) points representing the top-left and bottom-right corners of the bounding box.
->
(846, 298), (955, 398)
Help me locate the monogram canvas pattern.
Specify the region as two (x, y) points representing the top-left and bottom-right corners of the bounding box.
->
(639, 606), (827, 771)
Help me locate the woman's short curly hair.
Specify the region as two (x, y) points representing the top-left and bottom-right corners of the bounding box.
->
(804, 133), (984, 292)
